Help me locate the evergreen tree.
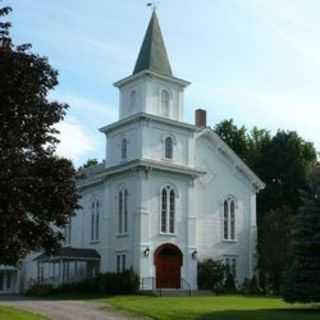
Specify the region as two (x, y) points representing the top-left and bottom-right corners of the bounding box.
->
(282, 177), (320, 302)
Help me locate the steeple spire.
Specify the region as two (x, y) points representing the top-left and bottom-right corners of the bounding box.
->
(133, 10), (173, 76)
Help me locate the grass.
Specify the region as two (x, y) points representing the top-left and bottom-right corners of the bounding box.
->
(0, 306), (47, 320)
(102, 295), (320, 320)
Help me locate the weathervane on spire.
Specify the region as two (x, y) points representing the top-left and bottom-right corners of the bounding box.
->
(147, 1), (159, 12)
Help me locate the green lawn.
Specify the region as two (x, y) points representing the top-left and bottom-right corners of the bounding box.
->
(103, 295), (320, 320)
(0, 306), (46, 320)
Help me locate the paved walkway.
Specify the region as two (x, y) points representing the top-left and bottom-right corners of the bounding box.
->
(0, 296), (146, 320)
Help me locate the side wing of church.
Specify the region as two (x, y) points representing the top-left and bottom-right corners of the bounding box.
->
(3, 10), (264, 294)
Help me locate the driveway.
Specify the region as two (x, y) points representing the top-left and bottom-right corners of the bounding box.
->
(0, 296), (147, 320)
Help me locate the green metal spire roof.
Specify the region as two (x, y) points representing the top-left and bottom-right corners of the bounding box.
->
(133, 10), (173, 76)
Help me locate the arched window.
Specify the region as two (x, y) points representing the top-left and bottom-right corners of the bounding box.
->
(224, 200), (229, 240)
(223, 198), (236, 240)
(230, 200), (235, 240)
(130, 90), (136, 111)
(161, 90), (170, 117)
(64, 218), (72, 245)
(118, 188), (128, 234)
(160, 185), (175, 234)
(91, 200), (100, 241)
(165, 136), (173, 159)
(121, 138), (127, 160)
(161, 189), (167, 233)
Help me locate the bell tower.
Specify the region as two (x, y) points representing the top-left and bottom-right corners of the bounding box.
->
(114, 10), (190, 122)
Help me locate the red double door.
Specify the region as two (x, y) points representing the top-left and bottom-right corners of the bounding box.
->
(155, 244), (182, 289)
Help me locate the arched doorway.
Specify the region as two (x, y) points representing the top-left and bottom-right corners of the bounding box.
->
(154, 243), (183, 289)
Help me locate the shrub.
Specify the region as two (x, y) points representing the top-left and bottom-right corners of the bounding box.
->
(25, 283), (55, 297)
(249, 275), (260, 294)
(26, 269), (139, 297)
(240, 278), (251, 295)
(240, 276), (261, 295)
(224, 272), (236, 293)
(97, 269), (139, 294)
(198, 259), (225, 291)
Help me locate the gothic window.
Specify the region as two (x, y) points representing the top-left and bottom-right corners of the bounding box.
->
(161, 189), (167, 233)
(165, 136), (173, 159)
(121, 138), (127, 160)
(224, 201), (228, 240)
(161, 90), (170, 117)
(160, 185), (175, 234)
(91, 200), (100, 241)
(118, 188), (128, 234)
(223, 198), (236, 241)
(124, 189), (128, 233)
(130, 90), (136, 111)
(230, 200), (235, 240)
(64, 218), (72, 245)
(169, 189), (175, 233)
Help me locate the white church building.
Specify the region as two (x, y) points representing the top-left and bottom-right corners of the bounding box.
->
(1, 11), (264, 294)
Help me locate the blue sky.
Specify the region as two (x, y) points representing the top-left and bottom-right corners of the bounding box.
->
(6, 0), (320, 166)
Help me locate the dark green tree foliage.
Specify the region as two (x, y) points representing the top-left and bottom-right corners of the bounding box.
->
(214, 119), (317, 293)
(224, 272), (236, 292)
(80, 158), (98, 169)
(214, 119), (250, 163)
(259, 206), (292, 294)
(283, 177), (320, 303)
(0, 6), (79, 265)
(258, 131), (316, 215)
(198, 259), (225, 291)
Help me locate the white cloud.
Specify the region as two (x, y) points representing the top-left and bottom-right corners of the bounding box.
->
(49, 92), (117, 121)
(54, 117), (95, 163)
(48, 92), (113, 166)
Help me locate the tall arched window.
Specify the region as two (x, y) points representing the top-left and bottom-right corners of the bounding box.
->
(160, 185), (175, 234)
(223, 198), (236, 240)
(64, 218), (72, 245)
(118, 188), (128, 234)
(161, 90), (170, 117)
(161, 189), (167, 233)
(165, 136), (173, 159)
(230, 201), (235, 240)
(121, 138), (127, 160)
(130, 90), (136, 112)
(91, 200), (100, 241)
(224, 200), (229, 240)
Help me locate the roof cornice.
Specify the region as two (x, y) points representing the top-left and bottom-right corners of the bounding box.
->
(99, 112), (199, 135)
(113, 70), (190, 88)
(195, 128), (265, 192)
(77, 158), (205, 190)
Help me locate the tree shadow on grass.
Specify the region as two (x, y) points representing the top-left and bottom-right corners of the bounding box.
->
(197, 308), (320, 320)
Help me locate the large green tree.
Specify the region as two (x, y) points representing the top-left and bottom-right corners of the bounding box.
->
(258, 206), (292, 294)
(215, 119), (317, 293)
(214, 119), (250, 163)
(0, 6), (79, 265)
(282, 173), (320, 303)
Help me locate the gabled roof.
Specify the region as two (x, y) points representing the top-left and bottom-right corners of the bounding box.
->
(196, 128), (265, 191)
(133, 10), (172, 76)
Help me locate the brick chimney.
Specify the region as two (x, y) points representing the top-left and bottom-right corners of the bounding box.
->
(195, 109), (207, 128)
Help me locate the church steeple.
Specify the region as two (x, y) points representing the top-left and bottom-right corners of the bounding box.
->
(133, 10), (172, 76)
(114, 10), (190, 122)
